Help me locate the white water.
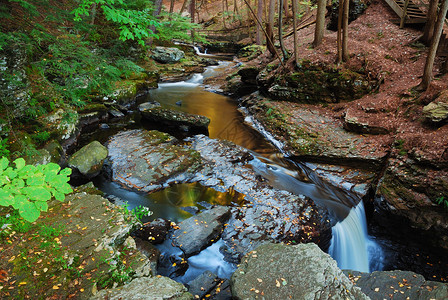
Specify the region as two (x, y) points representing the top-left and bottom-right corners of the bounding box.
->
(328, 201), (382, 272)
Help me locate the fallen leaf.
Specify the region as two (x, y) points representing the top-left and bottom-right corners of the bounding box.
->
(53, 285), (59, 290)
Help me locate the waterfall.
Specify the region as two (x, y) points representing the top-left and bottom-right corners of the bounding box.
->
(328, 201), (382, 272)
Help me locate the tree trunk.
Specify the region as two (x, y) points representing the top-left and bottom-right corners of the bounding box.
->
(223, 0), (227, 28)
(190, 0), (196, 39)
(169, 0), (175, 14)
(418, 0), (448, 90)
(279, 0), (288, 60)
(313, 0), (326, 47)
(422, 0), (439, 45)
(234, 0), (240, 22)
(180, 0), (189, 13)
(336, 0), (343, 63)
(266, 0), (276, 56)
(148, 0), (164, 47)
(342, 0), (349, 61)
(256, 0), (264, 44)
(292, 0), (298, 66)
(283, 0), (289, 23)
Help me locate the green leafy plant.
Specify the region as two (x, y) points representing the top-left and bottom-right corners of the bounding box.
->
(131, 205), (152, 220)
(0, 157), (72, 222)
(435, 196), (448, 209)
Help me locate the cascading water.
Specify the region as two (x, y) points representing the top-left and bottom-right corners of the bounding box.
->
(328, 201), (383, 272)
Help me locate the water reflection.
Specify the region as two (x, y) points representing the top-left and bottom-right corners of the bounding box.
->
(142, 63), (275, 154)
(94, 180), (245, 223)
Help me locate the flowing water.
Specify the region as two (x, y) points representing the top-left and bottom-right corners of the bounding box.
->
(94, 55), (384, 281)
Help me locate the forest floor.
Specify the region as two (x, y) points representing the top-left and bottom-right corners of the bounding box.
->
(203, 0), (448, 166)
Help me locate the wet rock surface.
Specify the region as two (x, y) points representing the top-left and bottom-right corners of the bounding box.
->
(186, 270), (219, 299)
(139, 101), (210, 133)
(172, 206), (231, 257)
(345, 270), (448, 300)
(92, 276), (193, 300)
(133, 218), (171, 244)
(68, 140), (108, 178)
(242, 93), (391, 169)
(107, 129), (202, 192)
(231, 243), (369, 299)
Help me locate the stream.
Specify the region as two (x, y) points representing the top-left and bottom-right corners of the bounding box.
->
(89, 52), (447, 286)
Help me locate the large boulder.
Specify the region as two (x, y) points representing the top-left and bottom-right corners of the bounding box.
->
(139, 102), (210, 133)
(231, 243), (368, 299)
(92, 276), (193, 300)
(107, 129), (202, 192)
(152, 47), (185, 64)
(68, 140), (108, 178)
(172, 206), (231, 257)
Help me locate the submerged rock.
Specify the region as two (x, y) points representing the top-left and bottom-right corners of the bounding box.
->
(68, 140), (108, 178)
(231, 243), (368, 299)
(139, 102), (210, 133)
(152, 46), (185, 64)
(345, 270), (448, 300)
(172, 206), (231, 257)
(92, 276), (193, 300)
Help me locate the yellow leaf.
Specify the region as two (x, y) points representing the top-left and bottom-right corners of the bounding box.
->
(19, 282), (26, 285)
(53, 285), (59, 290)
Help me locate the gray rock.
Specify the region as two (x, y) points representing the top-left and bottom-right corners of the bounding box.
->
(152, 46), (185, 64)
(345, 270), (448, 300)
(238, 67), (261, 85)
(139, 104), (210, 132)
(134, 237), (161, 275)
(92, 276), (193, 300)
(107, 129), (202, 192)
(68, 140), (108, 178)
(109, 109), (125, 118)
(172, 206), (231, 257)
(187, 270), (219, 299)
(138, 101), (161, 112)
(231, 243), (369, 300)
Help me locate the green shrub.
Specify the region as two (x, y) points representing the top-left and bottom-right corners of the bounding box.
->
(0, 157), (72, 222)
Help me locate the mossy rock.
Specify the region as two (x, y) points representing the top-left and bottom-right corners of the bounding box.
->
(68, 140), (108, 179)
(238, 45), (266, 60)
(267, 60), (378, 103)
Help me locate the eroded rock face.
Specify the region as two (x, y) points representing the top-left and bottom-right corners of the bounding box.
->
(376, 157), (448, 250)
(231, 243), (369, 300)
(107, 129), (202, 192)
(152, 47), (185, 64)
(139, 102), (210, 133)
(92, 276), (193, 300)
(69, 140), (108, 178)
(345, 270), (448, 300)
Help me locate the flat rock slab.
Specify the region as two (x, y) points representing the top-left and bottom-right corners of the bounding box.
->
(231, 243), (368, 299)
(107, 129), (202, 192)
(187, 270), (219, 299)
(345, 270), (448, 300)
(92, 276), (193, 300)
(244, 94), (392, 169)
(139, 103), (210, 132)
(172, 206), (231, 257)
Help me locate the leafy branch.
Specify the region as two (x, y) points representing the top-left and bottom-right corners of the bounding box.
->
(0, 157), (72, 222)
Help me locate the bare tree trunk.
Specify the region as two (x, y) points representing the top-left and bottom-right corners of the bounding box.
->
(169, 0), (175, 14)
(342, 0), (349, 61)
(148, 0), (163, 46)
(283, 0), (289, 23)
(180, 0), (189, 13)
(234, 0), (240, 22)
(336, 0), (343, 63)
(422, 0), (439, 45)
(313, 0), (326, 47)
(292, 0), (298, 66)
(279, 0), (288, 60)
(223, 0), (227, 28)
(256, 0), (264, 44)
(418, 0), (448, 90)
(190, 0), (196, 39)
(266, 0), (276, 56)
